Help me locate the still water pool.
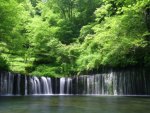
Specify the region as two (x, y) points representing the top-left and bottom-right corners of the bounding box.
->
(0, 96), (149, 113)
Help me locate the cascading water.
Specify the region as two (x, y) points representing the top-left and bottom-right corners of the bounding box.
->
(60, 78), (66, 94)
(0, 68), (150, 95)
(47, 78), (53, 94)
(0, 72), (14, 95)
(7, 72), (14, 94)
(41, 77), (53, 94)
(66, 78), (72, 94)
(33, 77), (41, 94)
(24, 76), (27, 95)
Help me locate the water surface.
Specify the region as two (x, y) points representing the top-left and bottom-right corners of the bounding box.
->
(0, 96), (149, 113)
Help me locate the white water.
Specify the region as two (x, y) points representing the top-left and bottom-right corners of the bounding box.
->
(7, 72), (14, 94)
(41, 77), (53, 94)
(47, 78), (53, 94)
(0, 72), (14, 95)
(31, 77), (41, 94)
(0, 69), (149, 95)
(25, 76), (27, 95)
(66, 78), (72, 94)
(60, 78), (66, 94)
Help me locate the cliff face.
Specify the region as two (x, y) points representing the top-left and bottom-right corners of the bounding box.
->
(0, 69), (150, 95)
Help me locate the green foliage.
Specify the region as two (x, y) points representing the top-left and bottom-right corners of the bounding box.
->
(0, 56), (9, 71)
(0, 0), (150, 76)
(0, 0), (24, 43)
(31, 65), (61, 77)
(75, 0), (149, 73)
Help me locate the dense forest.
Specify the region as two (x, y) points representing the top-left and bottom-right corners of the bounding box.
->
(0, 0), (150, 77)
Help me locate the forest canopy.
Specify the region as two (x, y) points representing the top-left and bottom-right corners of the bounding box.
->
(0, 0), (150, 77)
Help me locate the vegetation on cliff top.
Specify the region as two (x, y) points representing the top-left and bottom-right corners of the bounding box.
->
(0, 0), (150, 77)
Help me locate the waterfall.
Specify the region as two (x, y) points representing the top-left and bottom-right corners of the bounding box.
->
(33, 77), (41, 94)
(29, 77), (41, 94)
(0, 72), (14, 95)
(0, 68), (150, 95)
(60, 77), (65, 94)
(41, 77), (49, 94)
(66, 78), (72, 94)
(40, 77), (53, 94)
(24, 76), (27, 95)
(7, 72), (14, 95)
(104, 72), (113, 95)
(47, 78), (53, 94)
(4, 73), (8, 94)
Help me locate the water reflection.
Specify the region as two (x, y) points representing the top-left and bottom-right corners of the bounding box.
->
(0, 96), (149, 113)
